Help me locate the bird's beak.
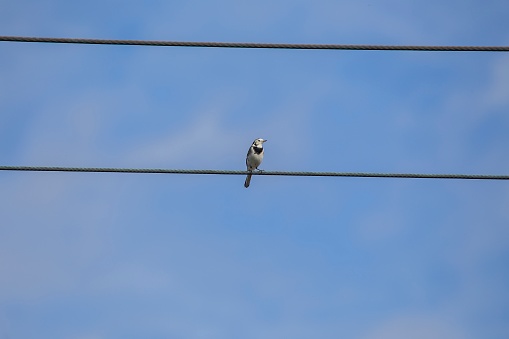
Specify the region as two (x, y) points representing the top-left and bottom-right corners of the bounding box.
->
(263, 139), (267, 142)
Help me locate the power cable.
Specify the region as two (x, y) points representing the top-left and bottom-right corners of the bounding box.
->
(0, 166), (507, 180)
(1, 36), (508, 52)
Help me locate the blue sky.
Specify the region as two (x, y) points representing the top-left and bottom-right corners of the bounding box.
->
(1, 1), (509, 338)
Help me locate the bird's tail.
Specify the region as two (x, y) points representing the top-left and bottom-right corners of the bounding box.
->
(244, 173), (252, 188)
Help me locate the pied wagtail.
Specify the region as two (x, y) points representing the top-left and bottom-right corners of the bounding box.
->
(244, 138), (267, 188)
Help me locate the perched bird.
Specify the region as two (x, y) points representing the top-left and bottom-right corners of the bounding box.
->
(244, 138), (267, 188)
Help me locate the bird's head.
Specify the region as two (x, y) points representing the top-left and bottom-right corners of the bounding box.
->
(252, 138), (267, 147)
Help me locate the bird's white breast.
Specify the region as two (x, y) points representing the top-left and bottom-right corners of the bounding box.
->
(247, 152), (263, 170)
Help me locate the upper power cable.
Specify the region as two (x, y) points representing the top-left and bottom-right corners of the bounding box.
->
(1, 36), (509, 52)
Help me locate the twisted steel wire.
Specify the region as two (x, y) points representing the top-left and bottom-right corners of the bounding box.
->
(1, 36), (509, 52)
(0, 166), (507, 180)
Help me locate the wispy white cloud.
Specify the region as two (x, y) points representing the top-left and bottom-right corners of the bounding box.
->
(361, 313), (470, 339)
(483, 55), (509, 108)
(0, 172), (124, 302)
(124, 102), (245, 168)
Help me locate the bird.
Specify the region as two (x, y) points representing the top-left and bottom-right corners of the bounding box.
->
(244, 138), (267, 188)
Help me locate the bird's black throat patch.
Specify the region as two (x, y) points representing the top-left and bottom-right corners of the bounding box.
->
(253, 146), (263, 154)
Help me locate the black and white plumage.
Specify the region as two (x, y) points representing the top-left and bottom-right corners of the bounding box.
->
(244, 138), (267, 188)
